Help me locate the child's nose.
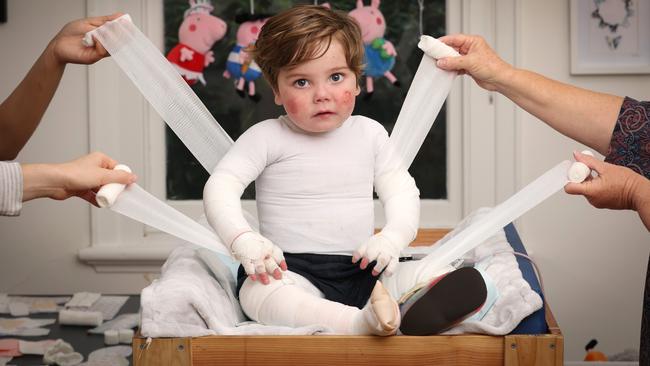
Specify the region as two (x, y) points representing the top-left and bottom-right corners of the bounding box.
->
(313, 85), (331, 102)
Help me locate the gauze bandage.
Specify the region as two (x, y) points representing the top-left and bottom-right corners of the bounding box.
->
(88, 313), (139, 335)
(203, 172), (251, 247)
(388, 35), (459, 169)
(85, 15), (241, 257)
(96, 166), (131, 208)
(568, 150), (595, 183)
(0, 317), (55, 337)
(203, 172), (286, 276)
(84, 345), (132, 366)
(355, 168), (420, 276)
(418, 159), (587, 274)
(87, 14), (232, 172)
(58, 310), (103, 327)
(104, 330), (119, 345)
(18, 339), (58, 355)
(42, 339), (83, 366)
(231, 232), (285, 277)
(239, 273), (397, 335)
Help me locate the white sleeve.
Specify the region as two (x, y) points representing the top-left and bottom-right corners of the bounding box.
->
(0, 161), (23, 216)
(373, 131), (420, 249)
(203, 125), (269, 249)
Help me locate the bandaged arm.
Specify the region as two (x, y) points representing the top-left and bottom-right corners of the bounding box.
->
(203, 131), (285, 280)
(353, 141), (420, 276)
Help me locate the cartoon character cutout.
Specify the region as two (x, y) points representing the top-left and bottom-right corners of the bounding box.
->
(349, 0), (399, 98)
(166, 0), (227, 86)
(223, 13), (269, 102)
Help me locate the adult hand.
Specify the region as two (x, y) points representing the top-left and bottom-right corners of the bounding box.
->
(565, 151), (648, 211)
(353, 233), (403, 277)
(231, 231), (288, 285)
(47, 13), (123, 66)
(435, 34), (513, 92)
(22, 152), (137, 205)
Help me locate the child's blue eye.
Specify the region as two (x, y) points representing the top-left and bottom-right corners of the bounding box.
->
(294, 79), (309, 88)
(330, 73), (344, 82)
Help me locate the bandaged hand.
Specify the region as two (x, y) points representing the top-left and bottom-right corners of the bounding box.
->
(352, 232), (403, 277)
(231, 231), (288, 285)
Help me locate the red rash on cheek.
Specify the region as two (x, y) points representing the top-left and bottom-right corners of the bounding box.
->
(285, 99), (300, 115)
(341, 91), (354, 105)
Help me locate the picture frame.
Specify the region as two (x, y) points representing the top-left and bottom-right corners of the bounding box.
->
(570, 0), (650, 75)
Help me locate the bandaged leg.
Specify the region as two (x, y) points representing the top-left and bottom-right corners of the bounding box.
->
(239, 271), (399, 335)
(381, 208), (494, 300)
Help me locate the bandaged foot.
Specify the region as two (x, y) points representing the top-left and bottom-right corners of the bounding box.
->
(356, 281), (400, 336)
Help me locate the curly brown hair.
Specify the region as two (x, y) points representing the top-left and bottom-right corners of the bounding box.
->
(249, 5), (364, 91)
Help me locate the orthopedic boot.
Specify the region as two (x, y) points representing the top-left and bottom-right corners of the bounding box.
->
(239, 272), (399, 335)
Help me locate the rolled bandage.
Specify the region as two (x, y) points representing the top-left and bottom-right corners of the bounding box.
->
(418, 35), (460, 59)
(82, 14), (133, 47)
(104, 329), (119, 345)
(96, 164), (132, 208)
(118, 329), (134, 344)
(568, 150), (595, 183)
(58, 309), (103, 327)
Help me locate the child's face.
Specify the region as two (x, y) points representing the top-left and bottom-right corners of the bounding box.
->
(273, 39), (360, 133)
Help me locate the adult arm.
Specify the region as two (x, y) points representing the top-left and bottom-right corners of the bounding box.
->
(0, 13), (121, 160)
(565, 151), (650, 231)
(436, 34), (622, 154)
(21, 152), (136, 206)
(1, 152), (135, 216)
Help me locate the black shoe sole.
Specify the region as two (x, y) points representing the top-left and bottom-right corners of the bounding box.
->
(400, 267), (487, 336)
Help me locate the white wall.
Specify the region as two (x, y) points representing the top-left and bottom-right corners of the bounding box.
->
(0, 0), (151, 294)
(0, 0), (648, 362)
(515, 0), (650, 361)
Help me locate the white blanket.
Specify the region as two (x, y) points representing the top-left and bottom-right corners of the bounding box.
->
(140, 208), (542, 337)
(140, 246), (330, 337)
(443, 208), (543, 335)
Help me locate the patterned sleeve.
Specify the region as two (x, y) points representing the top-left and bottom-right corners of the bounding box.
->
(0, 161), (23, 216)
(605, 97), (650, 179)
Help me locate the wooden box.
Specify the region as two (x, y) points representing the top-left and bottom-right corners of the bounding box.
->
(133, 229), (563, 366)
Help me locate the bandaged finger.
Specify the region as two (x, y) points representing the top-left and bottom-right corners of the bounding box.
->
(271, 245), (286, 267)
(264, 256), (280, 276)
(352, 243), (368, 263)
(242, 260), (256, 277)
(372, 253), (393, 274)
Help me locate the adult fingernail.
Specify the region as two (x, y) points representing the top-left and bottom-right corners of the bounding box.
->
(437, 59), (446, 67)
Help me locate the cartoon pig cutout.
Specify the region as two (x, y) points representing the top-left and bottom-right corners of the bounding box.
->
(223, 13), (269, 102)
(349, 0), (399, 98)
(166, 0), (227, 86)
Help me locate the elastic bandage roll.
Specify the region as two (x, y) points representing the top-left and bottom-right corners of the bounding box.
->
(96, 164), (132, 208)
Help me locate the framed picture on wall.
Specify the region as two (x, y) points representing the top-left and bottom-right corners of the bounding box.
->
(570, 0), (650, 74)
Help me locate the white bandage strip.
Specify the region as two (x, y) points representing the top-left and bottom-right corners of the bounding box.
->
(88, 14), (233, 172)
(109, 183), (229, 256)
(419, 160), (580, 273)
(388, 35), (459, 169)
(85, 15), (241, 256)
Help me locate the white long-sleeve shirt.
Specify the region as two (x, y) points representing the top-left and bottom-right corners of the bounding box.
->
(209, 115), (417, 255)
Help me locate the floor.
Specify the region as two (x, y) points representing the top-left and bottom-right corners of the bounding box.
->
(1, 295), (139, 365)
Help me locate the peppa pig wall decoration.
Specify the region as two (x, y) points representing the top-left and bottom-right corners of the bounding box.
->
(166, 0), (227, 86)
(349, 0), (400, 99)
(223, 12), (270, 102)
